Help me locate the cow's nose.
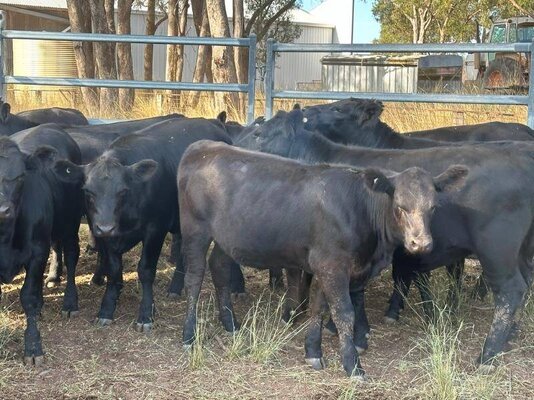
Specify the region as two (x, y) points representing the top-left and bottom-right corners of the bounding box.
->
(0, 204), (12, 218)
(408, 239), (433, 254)
(94, 223), (117, 237)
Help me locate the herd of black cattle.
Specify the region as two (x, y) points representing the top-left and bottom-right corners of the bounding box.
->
(0, 98), (533, 380)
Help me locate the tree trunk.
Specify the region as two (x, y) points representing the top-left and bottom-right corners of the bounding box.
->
(166, 0), (179, 83)
(89, 0), (118, 114)
(189, 0), (213, 108)
(104, 0), (115, 33)
(206, 0), (239, 112)
(176, 0), (189, 83)
(144, 0), (156, 81)
(66, 0), (99, 114)
(233, 0), (247, 117)
(117, 0), (135, 110)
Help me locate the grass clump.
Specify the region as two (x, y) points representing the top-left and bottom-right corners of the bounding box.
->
(189, 296), (216, 370)
(227, 291), (307, 364)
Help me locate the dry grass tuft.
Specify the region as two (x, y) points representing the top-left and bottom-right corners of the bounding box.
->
(227, 291), (308, 364)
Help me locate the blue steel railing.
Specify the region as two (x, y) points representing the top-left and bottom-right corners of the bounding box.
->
(0, 11), (257, 123)
(264, 39), (534, 128)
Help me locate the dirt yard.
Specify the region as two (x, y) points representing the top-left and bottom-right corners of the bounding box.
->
(0, 224), (533, 400)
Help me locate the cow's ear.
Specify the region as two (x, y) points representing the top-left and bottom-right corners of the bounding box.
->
(0, 102), (11, 123)
(355, 100), (383, 125)
(26, 146), (58, 168)
(287, 108), (305, 130)
(53, 159), (85, 184)
(434, 165), (469, 192)
(293, 103), (301, 110)
(217, 111), (227, 123)
(363, 169), (395, 197)
(130, 159), (158, 182)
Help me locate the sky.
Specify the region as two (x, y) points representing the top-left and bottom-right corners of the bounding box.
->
(301, 0), (380, 43)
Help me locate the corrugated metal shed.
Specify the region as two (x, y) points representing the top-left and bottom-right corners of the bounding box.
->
(321, 55), (419, 93)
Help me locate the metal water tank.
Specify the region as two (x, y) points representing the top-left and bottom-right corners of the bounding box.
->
(12, 39), (77, 78)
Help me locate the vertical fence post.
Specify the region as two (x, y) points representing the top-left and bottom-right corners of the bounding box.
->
(265, 38), (275, 119)
(0, 11), (5, 101)
(528, 40), (534, 129)
(246, 34), (256, 125)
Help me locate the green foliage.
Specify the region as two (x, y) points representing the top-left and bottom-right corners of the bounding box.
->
(245, 0), (303, 68)
(371, 0), (531, 44)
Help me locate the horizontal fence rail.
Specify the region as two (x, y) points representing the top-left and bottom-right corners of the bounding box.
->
(0, 12), (257, 123)
(265, 39), (534, 128)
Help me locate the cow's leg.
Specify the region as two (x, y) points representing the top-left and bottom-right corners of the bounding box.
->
(61, 234), (80, 319)
(269, 267), (284, 291)
(182, 230), (211, 347)
(95, 246), (123, 326)
(322, 276), (363, 378)
(478, 271), (527, 367)
(351, 289), (370, 354)
(282, 268), (303, 323)
(168, 233), (184, 298)
(21, 249), (48, 366)
(208, 243), (240, 332)
(167, 233), (180, 264)
(136, 230), (166, 332)
(230, 261), (246, 295)
(414, 272), (436, 322)
(446, 260), (465, 312)
(385, 261), (415, 323)
(91, 238), (106, 286)
(45, 242), (63, 288)
(304, 278), (327, 370)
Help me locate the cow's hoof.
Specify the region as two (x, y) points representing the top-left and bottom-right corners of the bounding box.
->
(350, 373), (367, 382)
(61, 310), (80, 319)
(477, 363), (497, 375)
(135, 322), (153, 333)
(305, 357), (327, 370)
(45, 279), (60, 289)
(356, 346), (367, 355)
(95, 318), (113, 327)
(167, 292), (181, 300)
(91, 275), (105, 286)
(383, 316), (397, 325)
(23, 355), (45, 367)
(183, 344), (193, 352)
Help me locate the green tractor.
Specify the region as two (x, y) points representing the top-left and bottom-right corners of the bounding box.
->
(476, 16), (533, 91)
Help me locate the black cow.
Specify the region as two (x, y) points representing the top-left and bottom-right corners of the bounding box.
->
(66, 114), (184, 164)
(0, 130), (82, 366)
(0, 101), (89, 136)
(178, 140), (466, 378)
(54, 118), (232, 331)
(248, 109), (534, 368)
(301, 98), (534, 147)
(407, 121), (534, 142)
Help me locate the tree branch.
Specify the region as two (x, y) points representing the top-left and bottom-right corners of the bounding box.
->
(507, 0), (534, 19)
(256, 0), (297, 41)
(245, 0), (277, 35)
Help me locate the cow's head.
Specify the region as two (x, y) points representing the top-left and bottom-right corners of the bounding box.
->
(302, 99), (384, 145)
(364, 165), (469, 254)
(0, 138), (58, 283)
(243, 109), (310, 157)
(0, 102), (37, 136)
(54, 155), (158, 238)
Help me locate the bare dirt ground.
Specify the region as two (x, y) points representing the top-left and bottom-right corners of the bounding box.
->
(0, 224), (533, 400)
